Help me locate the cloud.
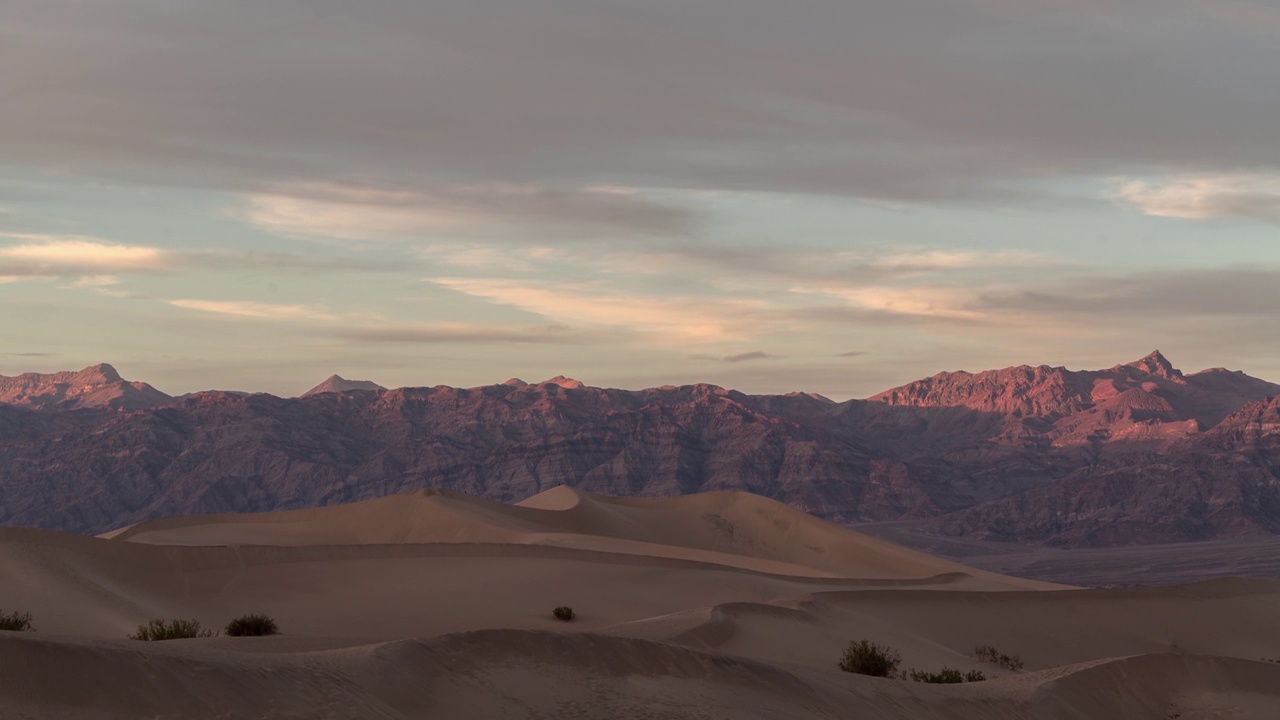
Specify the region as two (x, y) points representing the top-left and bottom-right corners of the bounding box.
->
(1109, 174), (1280, 222)
(860, 249), (1053, 274)
(0, 232), (405, 279)
(690, 351), (779, 363)
(4, 1), (1278, 208)
(242, 181), (701, 241)
(1192, 0), (1280, 35)
(430, 277), (767, 342)
(168, 299), (338, 322)
(185, 249), (407, 273)
(69, 275), (120, 288)
(795, 284), (990, 321)
(419, 244), (565, 273)
(335, 323), (585, 345)
(977, 267), (1280, 317)
(0, 235), (173, 275)
(836, 350), (867, 358)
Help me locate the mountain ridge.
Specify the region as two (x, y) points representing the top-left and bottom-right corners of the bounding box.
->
(1, 352), (1277, 548)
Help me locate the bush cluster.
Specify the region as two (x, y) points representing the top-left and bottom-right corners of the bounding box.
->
(129, 618), (214, 641)
(553, 606), (575, 622)
(837, 639), (990, 683)
(1263, 656), (1279, 663)
(973, 644), (1024, 671)
(224, 614), (279, 637)
(0, 610), (34, 632)
(838, 639), (902, 677)
(908, 667), (986, 683)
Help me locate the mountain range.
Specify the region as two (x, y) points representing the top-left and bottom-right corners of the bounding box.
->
(1, 351), (1277, 547)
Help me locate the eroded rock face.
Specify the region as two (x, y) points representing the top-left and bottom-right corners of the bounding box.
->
(0, 354), (1278, 547)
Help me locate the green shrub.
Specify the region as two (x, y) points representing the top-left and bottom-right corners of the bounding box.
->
(973, 644), (1024, 671)
(129, 618), (213, 641)
(908, 667), (986, 683)
(553, 606), (575, 622)
(224, 614), (278, 637)
(0, 610), (33, 632)
(838, 639), (902, 677)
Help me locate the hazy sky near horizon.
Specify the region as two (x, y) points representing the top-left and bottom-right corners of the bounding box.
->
(3, 0), (1279, 399)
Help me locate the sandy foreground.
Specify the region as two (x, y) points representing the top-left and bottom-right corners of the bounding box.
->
(2, 487), (1278, 719)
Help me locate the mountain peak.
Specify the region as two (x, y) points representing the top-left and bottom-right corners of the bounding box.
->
(541, 376), (584, 389)
(302, 375), (386, 397)
(0, 363), (169, 410)
(1122, 350), (1184, 381)
(71, 363), (123, 384)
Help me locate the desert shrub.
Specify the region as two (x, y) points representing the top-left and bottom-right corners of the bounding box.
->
(129, 618), (213, 641)
(553, 606), (575, 622)
(908, 667), (986, 683)
(0, 610), (33, 632)
(838, 639), (902, 677)
(1263, 657), (1279, 664)
(973, 644), (1024, 671)
(224, 614), (278, 637)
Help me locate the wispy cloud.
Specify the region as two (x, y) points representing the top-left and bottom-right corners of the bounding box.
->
(419, 244), (566, 273)
(168, 299), (338, 322)
(335, 322), (586, 345)
(795, 284), (990, 321)
(69, 275), (120, 288)
(0, 234), (173, 275)
(1108, 174), (1280, 223)
(431, 277), (767, 343)
(859, 249), (1053, 275)
(690, 351), (779, 363)
(243, 181), (701, 242)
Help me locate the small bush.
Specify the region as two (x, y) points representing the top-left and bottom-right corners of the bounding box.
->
(129, 618), (213, 641)
(0, 610), (33, 632)
(973, 644), (1024, 671)
(908, 667), (986, 683)
(224, 614), (278, 637)
(1263, 657), (1279, 664)
(553, 606), (575, 622)
(838, 639), (902, 677)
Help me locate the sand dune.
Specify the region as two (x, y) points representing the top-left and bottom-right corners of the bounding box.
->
(4, 488), (1280, 719)
(110, 486), (1051, 585)
(3, 630), (1278, 720)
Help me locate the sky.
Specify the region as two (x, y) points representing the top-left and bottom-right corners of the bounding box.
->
(2, 0), (1279, 399)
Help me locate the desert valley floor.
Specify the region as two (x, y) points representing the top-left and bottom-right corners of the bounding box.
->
(2, 487), (1279, 719)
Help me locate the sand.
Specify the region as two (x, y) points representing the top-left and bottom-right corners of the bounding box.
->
(2, 487), (1278, 719)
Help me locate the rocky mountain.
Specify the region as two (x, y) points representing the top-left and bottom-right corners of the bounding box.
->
(301, 375), (387, 397)
(0, 352), (1277, 547)
(934, 395), (1280, 546)
(0, 364), (171, 411)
